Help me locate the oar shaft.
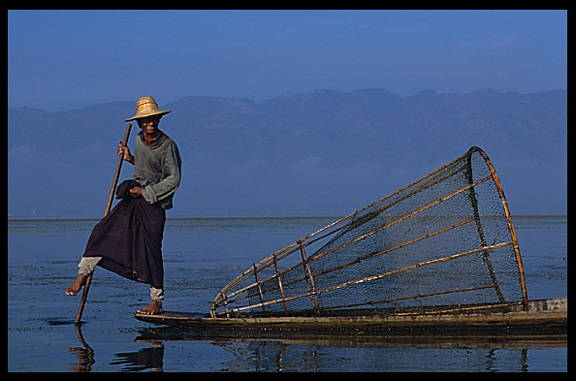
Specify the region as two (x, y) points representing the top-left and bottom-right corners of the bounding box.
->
(75, 123), (132, 324)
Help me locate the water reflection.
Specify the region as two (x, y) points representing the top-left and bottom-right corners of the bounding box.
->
(111, 341), (164, 372)
(69, 322), (565, 372)
(68, 325), (95, 372)
(213, 341), (529, 372)
(70, 324), (164, 372)
(214, 341), (322, 372)
(117, 327), (563, 372)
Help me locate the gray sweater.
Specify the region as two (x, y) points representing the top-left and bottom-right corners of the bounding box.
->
(132, 130), (181, 210)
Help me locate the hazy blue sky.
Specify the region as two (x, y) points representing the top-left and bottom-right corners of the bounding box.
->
(8, 10), (567, 111)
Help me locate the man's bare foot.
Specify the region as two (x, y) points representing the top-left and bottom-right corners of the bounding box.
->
(66, 274), (87, 296)
(137, 301), (163, 315)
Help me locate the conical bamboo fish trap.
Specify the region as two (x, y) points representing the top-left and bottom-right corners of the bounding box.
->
(210, 147), (528, 318)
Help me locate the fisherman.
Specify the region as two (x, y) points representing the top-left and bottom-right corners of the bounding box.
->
(66, 96), (181, 315)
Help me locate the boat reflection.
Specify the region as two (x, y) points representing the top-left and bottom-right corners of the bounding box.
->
(121, 327), (565, 372)
(70, 322), (566, 372)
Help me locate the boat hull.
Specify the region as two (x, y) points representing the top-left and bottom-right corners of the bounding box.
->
(135, 297), (566, 338)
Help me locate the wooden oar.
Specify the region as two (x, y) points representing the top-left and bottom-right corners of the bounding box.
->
(75, 123), (132, 324)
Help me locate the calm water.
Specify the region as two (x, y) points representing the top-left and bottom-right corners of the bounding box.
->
(8, 216), (566, 372)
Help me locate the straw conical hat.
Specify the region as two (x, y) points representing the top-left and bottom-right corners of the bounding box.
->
(125, 96), (171, 122)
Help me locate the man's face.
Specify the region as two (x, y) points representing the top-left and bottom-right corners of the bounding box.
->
(137, 115), (161, 136)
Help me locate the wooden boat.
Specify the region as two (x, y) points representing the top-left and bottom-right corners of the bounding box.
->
(135, 297), (566, 338)
(135, 147), (567, 337)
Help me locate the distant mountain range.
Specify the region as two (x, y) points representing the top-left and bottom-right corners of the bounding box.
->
(8, 88), (567, 217)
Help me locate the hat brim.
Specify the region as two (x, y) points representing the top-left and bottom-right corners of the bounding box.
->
(124, 110), (171, 122)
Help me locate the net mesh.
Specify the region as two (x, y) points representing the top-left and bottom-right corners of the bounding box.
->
(211, 147), (527, 317)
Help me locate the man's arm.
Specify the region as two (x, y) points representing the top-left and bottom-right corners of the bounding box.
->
(140, 141), (181, 205)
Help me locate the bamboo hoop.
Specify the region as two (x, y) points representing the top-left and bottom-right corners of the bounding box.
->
(474, 148), (528, 310)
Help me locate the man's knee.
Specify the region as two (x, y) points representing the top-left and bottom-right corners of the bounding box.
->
(78, 257), (101, 275)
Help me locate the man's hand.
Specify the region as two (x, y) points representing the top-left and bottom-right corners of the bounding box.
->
(129, 186), (143, 198)
(118, 141), (135, 164)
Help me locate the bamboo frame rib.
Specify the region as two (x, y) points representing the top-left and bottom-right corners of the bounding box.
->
(465, 150), (506, 303)
(299, 241), (321, 316)
(272, 254), (288, 314)
(253, 264), (267, 313)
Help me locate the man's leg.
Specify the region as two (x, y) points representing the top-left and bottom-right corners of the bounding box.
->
(136, 286), (164, 315)
(66, 257), (101, 295)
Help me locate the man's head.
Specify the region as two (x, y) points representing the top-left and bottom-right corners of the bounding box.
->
(137, 115), (162, 136)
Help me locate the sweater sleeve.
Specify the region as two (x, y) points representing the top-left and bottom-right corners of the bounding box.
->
(141, 141), (181, 205)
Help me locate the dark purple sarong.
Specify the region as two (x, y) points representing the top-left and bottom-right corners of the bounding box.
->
(83, 179), (165, 289)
